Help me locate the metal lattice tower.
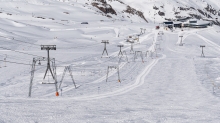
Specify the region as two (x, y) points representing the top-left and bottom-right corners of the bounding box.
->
(119, 51), (129, 63)
(101, 40), (109, 58)
(106, 66), (121, 83)
(158, 31), (164, 35)
(179, 36), (183, 46)
(134, 51), (144, 63)
(29, 45), (59, 97)
(143, 29), (146, 34)
(136, 34), (140, 44)
(59, 66), (77, 89)
(157, 35), (163, 41)
(140, 28), (145, 34)
(200, 45), (205, 57)
(117, 45), (124, 57)
(29, 57), (58, 97)
(140, 28), (143, 34)
(145, 51), (149, 58)
(129, 41), (134, 53)
(155, 43), (161, 50)
(41, 45), (56, 80)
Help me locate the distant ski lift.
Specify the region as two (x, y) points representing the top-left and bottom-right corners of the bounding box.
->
(38, 60), (41, 65)
(81, 22), (89, 24)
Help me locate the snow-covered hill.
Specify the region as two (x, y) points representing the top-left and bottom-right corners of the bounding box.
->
(1, 0), (220, 122)
(81, 0), (220, 24)
(109, 0), (220, 24)
(1, 0), (220, 24)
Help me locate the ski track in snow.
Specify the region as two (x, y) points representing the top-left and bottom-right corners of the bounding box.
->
(0, 54), (165, 101)
(0, 30), (161, 101)
(2, 0), (220, 122)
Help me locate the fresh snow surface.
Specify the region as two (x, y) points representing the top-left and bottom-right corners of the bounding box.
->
(1, 0), (220, 122)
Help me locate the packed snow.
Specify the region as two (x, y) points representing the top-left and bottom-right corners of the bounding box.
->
(1, 0), (220, 122)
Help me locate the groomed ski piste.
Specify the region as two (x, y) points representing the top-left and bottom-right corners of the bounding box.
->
(1, 0), (220, 122)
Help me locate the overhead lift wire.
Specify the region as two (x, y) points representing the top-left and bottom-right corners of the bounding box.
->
(0, 54), (31, 62)
(0, 35), (40, 47)
(0, 30), (142, 68)
(0, 59), (56, 69)
(0, 46), (64, 63)
(0, 59), (34, 66)
(0, 39), (39, 49)
(0, 53), (32, 60)
(58, 43), (101, 49)
(0, 43), (38, 50)
(0, 47), (113, 68)
(0, 54), (119, 69)
(0, 42), (131, 69)
(0, 46), (43, 57)
(60, 56), (119, 68)
(0, 33), (104, 50)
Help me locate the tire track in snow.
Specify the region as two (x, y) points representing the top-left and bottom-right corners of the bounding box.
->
(44, 32), (156, 97)
(194, 33), (220, 51)
(181, 32), (220, 55)
(175, 27), (212, 45)
(0, 54), (165, 101)
(54, 31), (161, 99)
(0, 51), (165, 102)
(0, 30), (162, 101)
(72, 55), (165, 100)
(42, 62), (127, 97)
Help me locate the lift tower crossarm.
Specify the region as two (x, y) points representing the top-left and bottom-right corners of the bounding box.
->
(117, 45), (124, 57)
(41, 45), (56, 79)
(101, 40), (109, 57)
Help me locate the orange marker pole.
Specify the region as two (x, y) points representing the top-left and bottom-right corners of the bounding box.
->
(56, 92), (59, 96)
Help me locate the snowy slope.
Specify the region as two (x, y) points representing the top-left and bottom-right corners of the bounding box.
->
(120, 0), (220, 23)
(1, 0), (220, 122)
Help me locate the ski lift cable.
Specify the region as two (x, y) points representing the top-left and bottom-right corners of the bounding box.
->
(0, 59), (37, 66)
(0, 35), (40, 47)
(0, 46), (44, 57)
(0, 59), (58, 68)
(58, 43), (101, 49)
(0, 39), (39, 49)
(0, 55), (118, 69)
(0, 46), (63, 63)
(0, 54), (31, 62)
(0, 34), (101, 49)
(0, 35), (100, 50)
(56, 55), (119, 68)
